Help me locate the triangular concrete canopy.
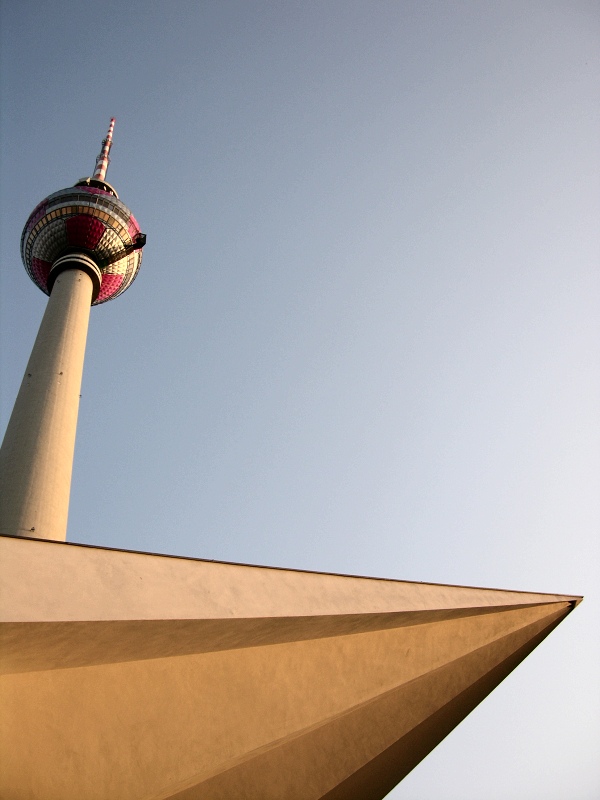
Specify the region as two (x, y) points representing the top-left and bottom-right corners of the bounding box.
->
(0, 535), (581, 800)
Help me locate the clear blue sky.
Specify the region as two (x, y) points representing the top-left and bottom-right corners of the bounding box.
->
(1, 2), (598, 797)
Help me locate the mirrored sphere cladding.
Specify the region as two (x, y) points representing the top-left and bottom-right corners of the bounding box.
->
(20, 180), (145, 305)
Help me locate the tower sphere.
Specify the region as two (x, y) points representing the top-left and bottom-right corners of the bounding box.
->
(20, 120), (146, 305)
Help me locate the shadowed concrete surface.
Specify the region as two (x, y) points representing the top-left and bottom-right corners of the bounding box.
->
(0, 535), (580, 800)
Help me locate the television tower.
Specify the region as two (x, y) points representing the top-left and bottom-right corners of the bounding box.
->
(0, 119), (146, 542)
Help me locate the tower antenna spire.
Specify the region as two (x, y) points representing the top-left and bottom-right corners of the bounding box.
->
(93, 117), (116, 182)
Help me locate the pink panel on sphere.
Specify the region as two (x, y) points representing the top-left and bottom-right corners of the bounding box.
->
(96, 273), (123, 302)
(31, 258), (52, 289)
(79, 186), (113, 197)
(66, 215), (106, 250)
(128, 214), (140, 237)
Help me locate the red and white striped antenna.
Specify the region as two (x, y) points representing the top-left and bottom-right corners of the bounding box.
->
(93, 118), (115, 182)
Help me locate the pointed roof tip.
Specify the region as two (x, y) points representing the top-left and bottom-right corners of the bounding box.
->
(570, 595), (584, 607)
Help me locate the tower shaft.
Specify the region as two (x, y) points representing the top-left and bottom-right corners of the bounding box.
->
(0, 269), (93, 541)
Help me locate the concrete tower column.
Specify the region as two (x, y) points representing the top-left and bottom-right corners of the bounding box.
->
(0, 267), (94, 541)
